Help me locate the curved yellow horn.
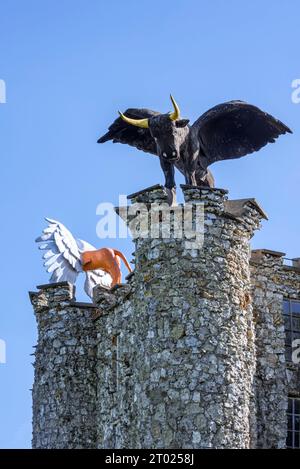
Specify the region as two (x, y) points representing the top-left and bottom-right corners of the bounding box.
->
(169, 94), (180, 121)
(118, 111), (149, 129)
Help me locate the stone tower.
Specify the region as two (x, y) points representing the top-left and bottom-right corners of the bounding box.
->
(31, 184), (282, 449)
(30, 283), (99, 448)
(94, 185), (266, 449)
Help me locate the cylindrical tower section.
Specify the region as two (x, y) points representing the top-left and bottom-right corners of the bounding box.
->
(116, 185), (265, 449)
(30, 282), (98, 448)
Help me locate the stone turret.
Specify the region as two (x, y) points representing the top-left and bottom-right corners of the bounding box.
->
(93, 184), (267, 449)
(30, 283), (99, 448)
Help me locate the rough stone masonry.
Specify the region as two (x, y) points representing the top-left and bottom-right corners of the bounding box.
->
(30, 284), (98, 448)
(250, 249), (300, 448)
(30, 185), (297, 449)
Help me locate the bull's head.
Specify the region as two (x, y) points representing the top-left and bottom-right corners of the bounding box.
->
(118, 95), (190, 162)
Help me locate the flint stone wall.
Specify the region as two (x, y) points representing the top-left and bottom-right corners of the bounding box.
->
(251, 249), (300, 448)
(30, 283), (98, 449)
(94, 185), (265, 449)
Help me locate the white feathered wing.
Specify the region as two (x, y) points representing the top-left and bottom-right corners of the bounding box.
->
(36, 218), (112, 298)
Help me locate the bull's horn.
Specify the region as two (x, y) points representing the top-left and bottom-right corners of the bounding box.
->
(118, 111), (149, 129)
(169, 94), (180, 121)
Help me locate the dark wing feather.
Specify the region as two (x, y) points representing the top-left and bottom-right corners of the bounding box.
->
(192, 100), (292, 166)
(98, 108), (160, 156)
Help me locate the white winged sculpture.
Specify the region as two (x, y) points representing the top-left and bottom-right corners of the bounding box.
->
(36, 218), (113, 298)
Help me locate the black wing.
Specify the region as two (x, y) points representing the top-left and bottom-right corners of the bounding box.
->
(98, 108), (160, 155)
(192, 100), (292, 166)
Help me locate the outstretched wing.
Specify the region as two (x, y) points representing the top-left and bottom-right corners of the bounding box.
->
(36, 218), (82, 284)
(192, 100), (292, 166)
(98, 108), (159, 155)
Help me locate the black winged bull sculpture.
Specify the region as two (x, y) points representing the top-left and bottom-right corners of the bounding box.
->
(98, 96), (292, 205)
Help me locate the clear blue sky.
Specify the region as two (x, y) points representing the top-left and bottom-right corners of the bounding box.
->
(0, 0), (299, 448)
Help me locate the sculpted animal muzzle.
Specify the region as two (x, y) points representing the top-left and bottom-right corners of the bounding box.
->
(118, 94), (180, 128)
(161, 149), (180, 162)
